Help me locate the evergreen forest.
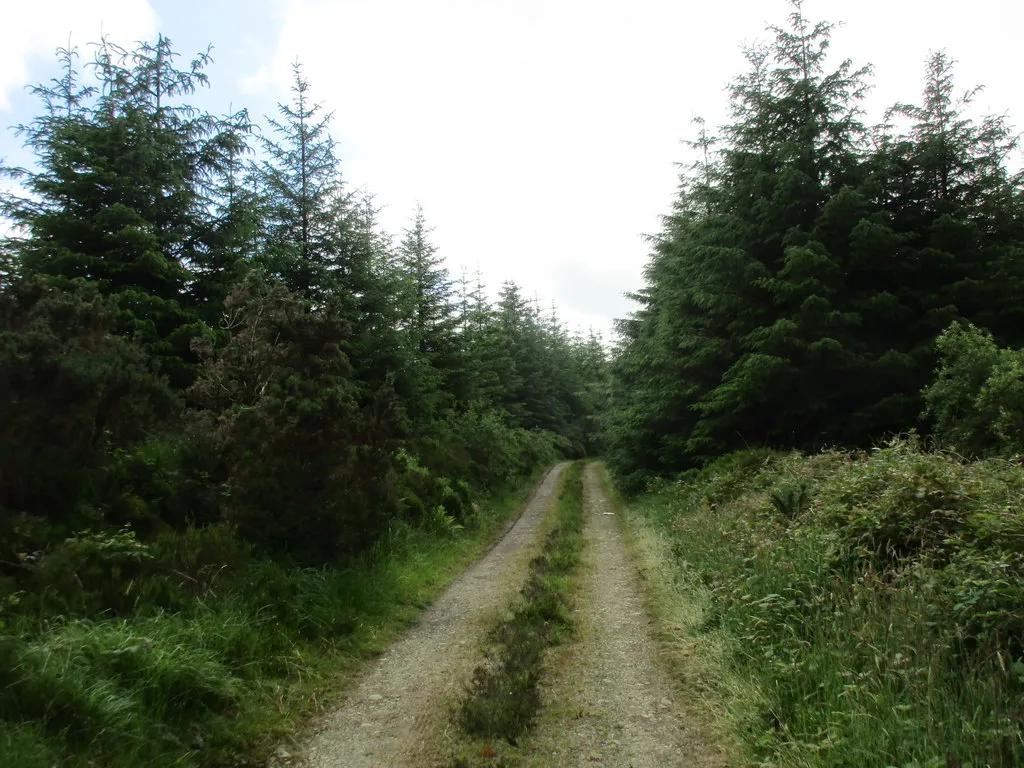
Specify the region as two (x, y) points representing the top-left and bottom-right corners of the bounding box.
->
(3, 0), (1024, 765)
(0, 35), (606, 767)
(604, 2), (1024, 765)
(606, 8), (1024, 483)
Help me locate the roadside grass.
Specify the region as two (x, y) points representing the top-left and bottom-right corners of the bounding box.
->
(612, 440), (1024, 767)
(596, 463), (747, 763)
(452, 461), (584, 765)
(0, 475), (541, 768)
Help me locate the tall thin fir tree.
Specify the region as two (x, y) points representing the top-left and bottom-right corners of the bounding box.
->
(397, 204), (455, 357)
(258, 62), (344, 298)
(191, 105), (258, 323)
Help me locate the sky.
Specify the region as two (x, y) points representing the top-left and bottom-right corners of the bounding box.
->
(3, 0), (1023, 339)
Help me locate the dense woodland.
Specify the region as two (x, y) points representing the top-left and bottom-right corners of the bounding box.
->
(606, 3), (1024, 487)
(0, 40), (608, 567)
(0, 36), (606, 766)
(3, 0), (1024, 764)
(609, 3), (1024, 764)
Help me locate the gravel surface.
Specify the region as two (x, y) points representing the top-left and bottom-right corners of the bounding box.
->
(518, 463), (725, 767)
(295, 463), (567, 768)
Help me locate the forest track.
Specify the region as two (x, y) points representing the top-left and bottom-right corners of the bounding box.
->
(515, 463), (725, 767)
(294, 463), (568, 768)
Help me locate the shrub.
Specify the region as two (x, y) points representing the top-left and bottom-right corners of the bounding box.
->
(923, 322), (1024, 456)
(0, 279), (178, 559)
(31, 527), (154, 616)
(146, 522), (252, 603)
(629, 440), (1024, 765)
(100, 437), (225, 534)
(188, 277), (386, 562)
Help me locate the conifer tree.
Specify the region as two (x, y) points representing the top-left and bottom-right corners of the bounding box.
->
(190, 107), (259, 324)
(607, 2), (1024, 486)
(3, 37), (245, 386)
(257, 62), (343, 298)
(453, 268), (505, 408)
(398, 206), (455, 355)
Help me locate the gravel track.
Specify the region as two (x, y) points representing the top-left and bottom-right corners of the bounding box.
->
(296, 463), (567, 768)
(518, 463), (724, 767)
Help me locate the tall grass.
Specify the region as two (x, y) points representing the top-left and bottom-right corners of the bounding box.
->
(0, 477), (540, 768)
(619, 439), (1024, 767)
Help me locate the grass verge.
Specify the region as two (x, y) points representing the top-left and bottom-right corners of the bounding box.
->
(611, 439), (1024, 767)
(596, 464), (742, 762)
(0, 473), (544, 768)
(453, 461), (584, 762)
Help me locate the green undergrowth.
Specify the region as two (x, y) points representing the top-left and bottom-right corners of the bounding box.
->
(455, 461), (584, 760)
(619, 438), (1024, 767)
(0, 475), (543, 768)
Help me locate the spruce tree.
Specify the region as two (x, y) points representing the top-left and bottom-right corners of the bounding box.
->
(398, 206), (454, 355)
(3, 37), (245, 386)
(257, 62), (343, 298)
(190, 107), (259, 324)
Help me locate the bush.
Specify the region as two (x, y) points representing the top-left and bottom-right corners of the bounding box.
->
(188, 277), (387, 562)
(146, 522), (252, 604)
(0, 279), (178, 560)
(447, 407), (559, 488)
(100, 437), (225, 534)
(923, 321), (1024, 456)
(31, 527), (154, 616)
(630, 440), (1024, 766)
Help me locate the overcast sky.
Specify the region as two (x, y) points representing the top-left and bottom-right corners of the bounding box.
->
(3, 0), (1023, 338)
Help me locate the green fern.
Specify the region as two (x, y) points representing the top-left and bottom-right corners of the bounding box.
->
(769, 481), (810, 518)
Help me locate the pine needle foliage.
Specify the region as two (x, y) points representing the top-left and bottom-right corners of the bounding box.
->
(607, 0), (1024, 486)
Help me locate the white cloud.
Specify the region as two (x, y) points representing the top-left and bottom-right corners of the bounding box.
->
(241, 0), (756, 335)
(0, 0), (159, 111)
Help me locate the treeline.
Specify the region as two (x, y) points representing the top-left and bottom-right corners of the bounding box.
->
(607, 0), (1024, 487)
(0, 38), (608, 569)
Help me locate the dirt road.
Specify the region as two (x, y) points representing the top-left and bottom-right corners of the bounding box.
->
(298, 464), (567, 768)
(292, 462), (721, 767)
(517, 463), (724, 767)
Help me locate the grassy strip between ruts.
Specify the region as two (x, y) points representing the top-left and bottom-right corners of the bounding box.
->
(452, 461), (584, 763)
(0, 472), (546, 768)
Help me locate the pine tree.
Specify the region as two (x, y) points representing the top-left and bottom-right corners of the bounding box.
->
(453, 268), (505, 408)
(257, 62), (344, 298)
(608, 2), (1024, 487)
(3, 37), (245, 386)
(873, 52), (1024, 345)
(397, 206), (453, 355)
(190, 107), (259, 324)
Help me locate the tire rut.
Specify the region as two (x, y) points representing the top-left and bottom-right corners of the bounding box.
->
(296, 463), (567, 768)
(518, 463), (725, 767)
